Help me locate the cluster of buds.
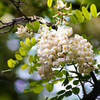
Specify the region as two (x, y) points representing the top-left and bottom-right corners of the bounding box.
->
(37, 24), (94, 79)
(53, 0), (72, 25)
(16, 25), (33, 38)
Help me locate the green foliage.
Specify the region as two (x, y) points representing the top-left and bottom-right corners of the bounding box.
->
(75, 9), (84, 23)
(7, 59), (16, 68)
(47, 0), (53, 8)
(90, 4), (97, 17)
(82, 6), (90, 20)
(26, 21), (40, 31)
(31, 37), (36, 45)
(15, 54), (23, 61)
(71, 4), (98, 24)
(32, 85), (44, 93)
(26, 38), (31, 46)
(21, 64), (29, 70)
(57, 90), (65, 95)
(97, 49), (100, 54)
(45, 83), (54, 92)
(19, 47), (27, 56)
(97, 64), (100, 69)
(20, 41), (27, 49)
(73, 80), (79, 85)
(29, 55), (33, 63)
(72, 87), (80, 94)
(26, 23), (34, 30)
(66, 85), (72, 90)
(64, 90), (72, 97)
(70, 15), (77, 24)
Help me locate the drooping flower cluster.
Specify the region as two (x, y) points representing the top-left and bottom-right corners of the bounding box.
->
(37, 25), (94, 79)
(16, 25), (33, 38)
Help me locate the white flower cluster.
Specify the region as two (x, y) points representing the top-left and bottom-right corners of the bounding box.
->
(37, 25), (94, 79)
(16, 25), (33, 38)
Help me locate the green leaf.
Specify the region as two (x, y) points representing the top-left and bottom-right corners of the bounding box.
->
(97, 49), (100, 54)
(23, 89), (32, 93)
(28, 66), (33, 74)
(90, 4), (97, 17)
(26, 38), (31, 46)
(95, 69), (99, 74)
(31, 37), (36, 45)
(33, 21), (40, 31)
(19, 47), (27, 56)
(83, 74), (91, 80)
(70, 15), (77, 24)
(62, 78), (69, 86)
(20, 41), (27, 49)
(32, 85), (44, 93)
(97, 64), (100, 69)
(21, 64), (29, 70)
(56, 72), (63, 77)
(82, 6), (90, 20)
(26, 23), (34, 30)
(66, 85), (72, 90)
(45, 83), (54, 92)
(64, 91), (72, 97)
(47, 0), (53, 8)
(15, 54), (23, 61)
(73, 80), (79, 85)
(57, 90), (65, 95)
(50, 96), (58, 100)
(72, 87), (80, 94)
(7, 59), (16, 68)
(29, 55), (33, 63)
(75, 9), (84, 23)
(57, 95), (64, 100)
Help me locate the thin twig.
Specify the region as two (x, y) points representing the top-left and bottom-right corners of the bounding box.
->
(9, 0), (29, 20)
(0, 16), (57, 34)
(72, 62), (87, 98)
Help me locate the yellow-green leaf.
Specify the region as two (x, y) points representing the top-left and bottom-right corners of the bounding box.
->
(29, 55), (33, 63)
(19, 47), (27, 56)
(21, 64), (29, 70)
(33, 21), (40, 31)
(26, 38), (31, 46)
(47, 0), (53, 8)
(82, 6), (90, 20)
(7, 59), (16, 68)
(28, 66), (34, 74)
(75, 9), (84, 23)
(31, 37), (36, 45)
(15, 54), (23, 61)
(20, 41), (27, 49)
(90, 4), (97, 17)
(32, 85), (44, 93)
(45, 83), (54, 92)
(70, 15), (77, 24)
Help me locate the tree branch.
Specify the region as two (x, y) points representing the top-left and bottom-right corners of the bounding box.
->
(0, 16), (57, 34)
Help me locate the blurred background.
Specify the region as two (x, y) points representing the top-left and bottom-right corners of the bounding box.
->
(0, 0), (100, 100)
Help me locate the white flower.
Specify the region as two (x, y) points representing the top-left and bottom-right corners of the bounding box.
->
(57, 0), (66, 9)
(16, 25), (33, 38)
(37, 25), (94, 79)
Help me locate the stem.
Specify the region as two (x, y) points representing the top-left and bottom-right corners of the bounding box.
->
(90, 71), (97, 84)
(72, 62), (86, 98)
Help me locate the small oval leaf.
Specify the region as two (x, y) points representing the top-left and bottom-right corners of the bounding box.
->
(90, 4), (97, 17)
(21, 64), (29, 70)
(82, 6), (90, 20)
(72, 87), (80, 94)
